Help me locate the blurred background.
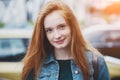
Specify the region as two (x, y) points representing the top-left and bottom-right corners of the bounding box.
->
(0, 0), (120, 80)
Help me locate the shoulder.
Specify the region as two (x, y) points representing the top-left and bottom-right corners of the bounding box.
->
(86, 50), (105, 65)
(86, 50), (108, 74)
(86, 50), (110, 79)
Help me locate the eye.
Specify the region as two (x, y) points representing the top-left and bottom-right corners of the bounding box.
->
(45, 28), (53, 33)
(59, 24), (66, 30)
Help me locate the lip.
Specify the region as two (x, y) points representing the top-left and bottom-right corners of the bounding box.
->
(54, 39), (65, 44)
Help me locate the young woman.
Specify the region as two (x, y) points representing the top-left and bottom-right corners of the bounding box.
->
(22, 0), (110, 80)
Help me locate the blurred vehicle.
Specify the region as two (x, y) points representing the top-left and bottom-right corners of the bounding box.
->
(83, 24), (120, 80)
(0, 29), (33, 80)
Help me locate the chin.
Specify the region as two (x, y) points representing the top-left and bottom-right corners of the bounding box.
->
(54, 44), (68, 49)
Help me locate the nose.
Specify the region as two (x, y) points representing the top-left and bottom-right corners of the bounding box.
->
(53, 30), (61, 39)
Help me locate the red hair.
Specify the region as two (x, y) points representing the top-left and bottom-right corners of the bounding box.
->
(22, 0), (98, 80)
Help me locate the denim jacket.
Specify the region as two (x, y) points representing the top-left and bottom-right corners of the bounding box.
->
(26, 51), (110, 80)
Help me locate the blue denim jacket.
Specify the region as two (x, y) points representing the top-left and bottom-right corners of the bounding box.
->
(26, 51), (110, 80)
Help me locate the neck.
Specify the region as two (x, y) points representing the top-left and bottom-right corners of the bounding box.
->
(54, 48), (73, 60)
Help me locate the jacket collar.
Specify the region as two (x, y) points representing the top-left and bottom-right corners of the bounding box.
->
(44, 50), (91, 64)
(44, 52), (56, 64)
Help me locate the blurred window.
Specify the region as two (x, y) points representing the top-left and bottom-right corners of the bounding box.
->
(0, 38), (29, 61)
(85, 30), (120, 48)
(86, 31), (104, 42)
(105, 30), (120, 42)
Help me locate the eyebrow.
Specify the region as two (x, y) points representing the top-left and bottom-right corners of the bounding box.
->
(57, 23), (66, 27)
(44, 22), (67, 29)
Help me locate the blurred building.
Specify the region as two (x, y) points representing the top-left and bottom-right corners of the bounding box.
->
(0, 0), (120, 28)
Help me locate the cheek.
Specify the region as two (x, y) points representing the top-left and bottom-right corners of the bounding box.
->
(66, 30), (72, 41)
(65, 29), (71, 36)
(46, 34), (52, 41)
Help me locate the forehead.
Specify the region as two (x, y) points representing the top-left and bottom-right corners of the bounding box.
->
(44, 11), (66, 28)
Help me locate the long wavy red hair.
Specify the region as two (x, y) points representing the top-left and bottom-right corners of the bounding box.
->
(22, 0), (99, 80)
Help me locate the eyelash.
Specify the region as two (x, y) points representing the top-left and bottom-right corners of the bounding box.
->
(45, 24), (66, 33)
(46, 29), (52, 33)
(59, 24), (65, 29)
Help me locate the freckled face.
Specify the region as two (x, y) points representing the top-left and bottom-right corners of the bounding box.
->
(44, 11), (71, 49)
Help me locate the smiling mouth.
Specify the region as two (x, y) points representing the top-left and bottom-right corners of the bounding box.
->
(55, 39), (65, 44)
